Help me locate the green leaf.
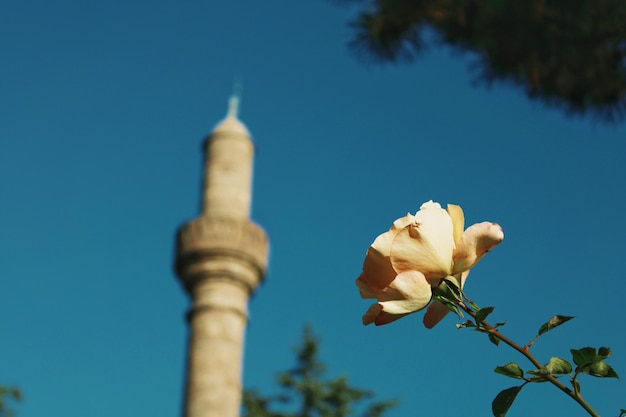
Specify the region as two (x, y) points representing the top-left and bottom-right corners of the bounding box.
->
(433, 294), (463, 318)
(571, 347), (618, 378)
(456, 320), (476, 329)
(571, 347), (612, 367)
(538, 315), (574, 336)
(491, 386), (522, 417)
(468, 300), (481, 311)
(447, 281), (463, 301)
(571, 347), (600, 366)
(494, 363), (524, 379)
(439, 279), (463, 302)
(488, 333), (501, 346)
(581, 361), (620, 379)
(476, 307), (495, 324)
(545, 357), (573, 375)
(527, 357), (572, 377)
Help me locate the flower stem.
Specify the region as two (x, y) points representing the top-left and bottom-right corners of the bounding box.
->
(457, 302), (601, 417)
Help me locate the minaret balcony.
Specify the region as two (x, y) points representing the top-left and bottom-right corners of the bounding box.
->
(175, 216), (268, 294)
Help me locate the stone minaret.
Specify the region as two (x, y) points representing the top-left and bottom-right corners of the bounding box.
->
(174, 95), (268, 417)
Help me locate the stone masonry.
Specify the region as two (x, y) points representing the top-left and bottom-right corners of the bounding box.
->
(175, 96), (268, 417)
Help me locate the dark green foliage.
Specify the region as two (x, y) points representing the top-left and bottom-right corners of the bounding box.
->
(571, 346), (611, 367)
(526, 315), (574, 349)
(527, 357), (572, 376)
(336, 0), (626, 121)
(488, 333), (500, 346)
(475, 306), (495, 325)
(491, 386), (522, 417)
(571, 346), (620, 378)
(494, 363), (524, 380)
(544, 357), (572, 375)
(0, 386), (20, 417)
(537, 315), (574, 337)
(242, 325), (397, 417)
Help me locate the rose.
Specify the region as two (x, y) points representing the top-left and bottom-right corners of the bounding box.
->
(356, 201), (504, 327)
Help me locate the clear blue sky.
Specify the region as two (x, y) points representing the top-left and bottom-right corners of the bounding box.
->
(2, 1), (625, 417)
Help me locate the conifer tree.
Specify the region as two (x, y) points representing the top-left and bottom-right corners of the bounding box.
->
(242, 326), (397, 417)
(336, 0), (626, 122)
(0, 385), (20, 417)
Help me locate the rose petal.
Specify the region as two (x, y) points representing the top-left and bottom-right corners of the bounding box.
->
(355, 276), (378, 299)
(359, 235), (397, 292)
(361, 303), (411, 326)
(423, 300), (451, 329)
(374, 310), (410, 325)
(390, 202), (454, 281)
(391, 213), (415, 231)
(378, 270), (432, 314)
(452, 222), (504, 275)
(362, 304), (382, 325)
(359, 213), (415, 292)
(446, 204), (465, 245)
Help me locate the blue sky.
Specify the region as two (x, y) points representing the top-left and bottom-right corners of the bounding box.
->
(2, 1), (625, 417)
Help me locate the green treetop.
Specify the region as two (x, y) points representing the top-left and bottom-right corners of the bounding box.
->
(336, 0), (626, 122)
(242, 325), (397, 417)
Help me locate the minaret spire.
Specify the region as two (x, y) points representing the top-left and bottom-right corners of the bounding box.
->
(227, 94), (239, 118)
(175, 96), (268, 417)
(226, 80), (243, 119)
(227, 82), (242, 118)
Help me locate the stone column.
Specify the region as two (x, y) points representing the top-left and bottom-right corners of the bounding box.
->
(175, 99), (268, 417)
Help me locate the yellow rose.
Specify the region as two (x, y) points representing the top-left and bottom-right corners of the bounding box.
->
(356, 201), (504, 327)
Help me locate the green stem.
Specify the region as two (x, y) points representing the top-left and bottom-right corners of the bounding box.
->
(457, 303), (600, 417)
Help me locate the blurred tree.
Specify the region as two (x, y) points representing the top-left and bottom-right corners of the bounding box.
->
(336, 0), (626, 122)
(242, 325), (397, 417)
(0, 385), (20, 417)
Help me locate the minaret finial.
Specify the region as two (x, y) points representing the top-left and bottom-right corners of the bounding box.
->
(227, 80), (243, 118)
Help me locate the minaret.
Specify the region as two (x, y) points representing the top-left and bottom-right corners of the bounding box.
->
(174, 95), (268, 417)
